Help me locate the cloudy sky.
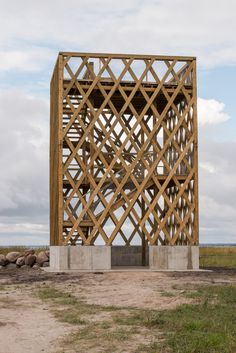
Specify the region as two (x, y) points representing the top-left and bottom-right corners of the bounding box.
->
(0, 0), (235, 245)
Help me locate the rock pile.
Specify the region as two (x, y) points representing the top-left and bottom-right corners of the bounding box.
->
(0, 249), (50, 269)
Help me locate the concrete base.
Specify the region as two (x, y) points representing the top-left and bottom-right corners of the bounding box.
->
(111, 246), (149, 266)
(49, 245), (199, 272)
(44, 267), (209, 273)
(50, 246), (111, 271)
(149, 246), (199, 270)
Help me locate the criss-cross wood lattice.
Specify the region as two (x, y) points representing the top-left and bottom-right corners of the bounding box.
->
(50, 52), (198, 249)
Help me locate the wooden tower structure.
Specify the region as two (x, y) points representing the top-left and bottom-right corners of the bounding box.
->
(50, 52), (198, 269)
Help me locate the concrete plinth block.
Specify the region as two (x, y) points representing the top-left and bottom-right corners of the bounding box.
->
(70, 246), (92, 270)
(50, 246), (69, 270)
(50, 246), (111, 271)
(149, 246), (199, 270)
(91, 246), (111, 270)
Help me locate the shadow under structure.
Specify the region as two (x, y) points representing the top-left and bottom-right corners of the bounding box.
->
(50, 52), (199, 271)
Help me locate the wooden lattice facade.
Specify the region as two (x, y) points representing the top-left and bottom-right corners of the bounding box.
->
(50, 52), (198, 248)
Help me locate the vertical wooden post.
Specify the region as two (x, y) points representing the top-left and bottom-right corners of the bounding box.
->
(57, 54), (64, 245)
(192, 59), (199, 245)
(50, 54), (64, 246)
(141, 127), (146, 266)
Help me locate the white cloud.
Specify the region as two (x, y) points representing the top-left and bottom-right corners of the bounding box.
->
(0, 88), (49, 244)
(200, 195), (236, 223)
(0, 89), (49, 215)
(199, 162), (217, 174)
(200, 195), (236, 244)
(0, 223), (48, 234)
(198, 98), (230, 126)
(0, 0), (235, 70)
(0, 48), (53, 72)
(199, 139), (236, 243)
(0, 228), (49, 245)
(0, 182), (17, 211)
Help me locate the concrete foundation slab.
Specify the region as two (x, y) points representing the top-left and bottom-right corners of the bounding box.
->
(50, 246), (111, 271)
(49, 245), (199, 272)
(149, 246), (199, 270)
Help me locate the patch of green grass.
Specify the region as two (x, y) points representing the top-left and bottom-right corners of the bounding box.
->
(185, 284), (236, 304)
(61, 322), (133, 353)
(0, 295), (23, 308)
(37, 287), (120, 322)
(200, 247), (236, 256)
(99, 321), (112, 329)
(113, 312), (145, 326)
(98, 326), (130, 341)
(136, 341), (170, 353)
(52, 308), (87, 325)
(114, 285), (236, 353)
(0, 296), (15, 304)
(38, 287), (78, 304)
(165, 303), (236, 353)
(135, 304), (236, 353)
(160, 291), (175, 297)
(0, 285), (7, 291)
(200, 247), (236, 268)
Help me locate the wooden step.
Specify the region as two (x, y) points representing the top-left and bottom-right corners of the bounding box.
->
(63, 219), (94, 228)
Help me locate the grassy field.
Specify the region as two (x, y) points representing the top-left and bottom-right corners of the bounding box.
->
(199, 246), (236, 268)
(37, 284), (236, 353)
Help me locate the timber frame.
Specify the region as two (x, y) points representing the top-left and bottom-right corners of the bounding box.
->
(50, 52), (199, 250)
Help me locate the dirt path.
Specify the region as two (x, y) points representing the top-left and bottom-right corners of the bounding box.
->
(54, 270), (236, 309)
(0, 284), (70, 353)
